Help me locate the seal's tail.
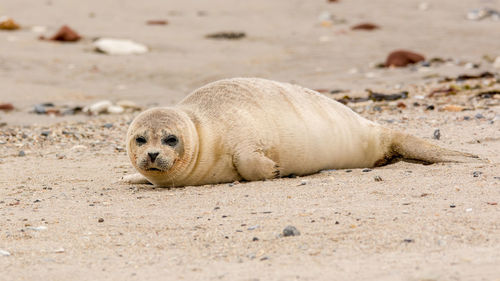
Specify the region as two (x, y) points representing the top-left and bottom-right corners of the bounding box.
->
(387, 130), (482, 164)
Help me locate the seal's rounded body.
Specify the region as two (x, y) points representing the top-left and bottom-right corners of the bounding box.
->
(125, 78), (476, 187)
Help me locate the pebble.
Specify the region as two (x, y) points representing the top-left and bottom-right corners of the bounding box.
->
(472, 171), (482, 177)
(351, 23), (379, 31)
(433, 129), (441, 140)
(205, 31), (246, 40)
(386, 50), (425, 67)
(252, 237), (259, 241)
(53, 248), (65, 253)
(450, 204), (456, 208)
(362, 168), (372, 172)
(107, 105), (124, 114)
(18, 150), (25, 157)
(0, 103), (14, 111)
(403, 239), (415, 243)
(298, 180), (307, 186)
(27, 226), (47, 231)
(442, 104), (465, 112)
(247, 225), (259, 230)
(374, 175), (383, 182)
(86, 100), (112, 114)
(0, 249), (11, 256)
(282, 225), (301, 237)
(48, 25), (81, 42)
(465, 208), (473, 212)
(98, 218), (104, 223)
(493, 56), (500, 69)
(0, 16), (20, 30)
(103, 123), (113, 129)
(34, 104), (47, 114)
(94, 38), (148, 55)
(475, 113), (484, 119)
(41, 131), (51, 137)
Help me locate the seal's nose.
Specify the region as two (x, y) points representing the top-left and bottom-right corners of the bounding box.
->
(148, 152), (159, 162)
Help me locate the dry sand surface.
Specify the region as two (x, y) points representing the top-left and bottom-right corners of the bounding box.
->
(1, 0), (500, 280)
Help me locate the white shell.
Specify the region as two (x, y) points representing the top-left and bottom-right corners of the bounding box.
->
(107, 105), (125, 114)
(94, 38), (148, 55)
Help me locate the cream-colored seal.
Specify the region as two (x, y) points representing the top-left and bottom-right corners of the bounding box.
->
(124, 78), (478, 187)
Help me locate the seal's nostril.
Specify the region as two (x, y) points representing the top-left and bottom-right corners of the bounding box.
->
(148, 152), (159, 162)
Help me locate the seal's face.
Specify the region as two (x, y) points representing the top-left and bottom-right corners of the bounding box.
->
(130, 128), (184, 173)
(126, 108), (196, 182)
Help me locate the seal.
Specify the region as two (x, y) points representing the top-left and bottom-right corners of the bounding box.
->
(124, 78), (478, 187)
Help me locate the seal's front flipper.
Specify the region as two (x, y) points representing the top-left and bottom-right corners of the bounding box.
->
(234, 151), (280, 181)
(122, 173), (152, 184)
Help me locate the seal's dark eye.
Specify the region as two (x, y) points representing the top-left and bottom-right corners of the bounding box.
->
(135, 136), (147, 145)
(163, 135), (178, 147)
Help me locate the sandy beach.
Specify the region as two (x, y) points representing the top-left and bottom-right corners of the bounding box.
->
(1, 0), (499, 280)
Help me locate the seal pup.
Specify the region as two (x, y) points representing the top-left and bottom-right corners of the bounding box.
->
(124, 78), (478, 187)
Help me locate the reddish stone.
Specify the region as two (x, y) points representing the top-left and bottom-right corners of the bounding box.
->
(0, 103), (14, 111)
(351, 23), (379, 31)
(385, 50), (425, 67)
(146, 20), (168, 25)
(49, 25), (81, 42)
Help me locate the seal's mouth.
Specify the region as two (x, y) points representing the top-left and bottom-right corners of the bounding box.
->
(146, 168), (162, 172)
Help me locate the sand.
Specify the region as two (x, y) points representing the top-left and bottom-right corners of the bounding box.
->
(0, 0), (499, 280)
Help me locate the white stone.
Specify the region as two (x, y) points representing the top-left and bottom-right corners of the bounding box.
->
(0, 249), (10, 256)
(94, 38), (148, 55)
(107, 105), (124, 114)
(86, 100), (112, 114)
(493, 56), (500, 69)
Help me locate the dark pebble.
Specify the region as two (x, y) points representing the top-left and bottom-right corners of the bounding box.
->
(374, 175), (383, 181)
(450, 204), (456, 208)
(403, 239), (415, 243)
(33, 199), (41, 203)
(362, 168), (372, 172)
(18, 150), (25, 157)
(98, 218), (104, 223)
(282, 225), (300, 237)
(41, 131), (51, 137)
(464, 116), (470, 121)
(426, 105), (435, 111)
(373, 106), (382, 112)
(433, 129), (441, 140)
(345, 169), (352, 173)
(214, 206), (220, 210)
(473, 171), (482, 177)
(335, 221), (340, 224)
(103, 123), (113, 129)
(252, 237), (259, 241)
(475, 113), (484, 119)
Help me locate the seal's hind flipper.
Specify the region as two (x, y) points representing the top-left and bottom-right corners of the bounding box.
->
(388, 130), (483, 164)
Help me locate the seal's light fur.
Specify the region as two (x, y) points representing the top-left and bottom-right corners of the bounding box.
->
(125, 78), (477, 187)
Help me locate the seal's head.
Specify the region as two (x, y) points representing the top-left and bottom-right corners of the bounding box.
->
(126, 108), (198, 185)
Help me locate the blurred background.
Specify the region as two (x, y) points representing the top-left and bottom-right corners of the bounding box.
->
(0, 0), (499, 125)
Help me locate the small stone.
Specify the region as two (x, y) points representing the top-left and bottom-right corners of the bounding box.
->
(475, 113), (485, 119)
(94, 38), (148, 55)
(403, 239), (415, 243)
(252, 237), (259, 241)
(472, 171), (482, 177)
(493, 56), (500, 69)
(34, 104), (46, 114)
(107, 105), (124, 114)
(54, 248), (65, 253)
(385, 50), (425, 67)
(351, 23), (379, 31)
(27, 226), (47, 231)
(345, 169), (352, 173)
(103, 123), (113, 129)
(247, 225), (259, 230)
(425, 105), (435, 111)
(374, 175), (383, 182)
(0, 17), (20, 30)
(41, 131), (51, 137)
(18, 150), (25, 157)
(146, 20), (168, 25)
(0, 249), (11, 256)
(433, 129), (441, 140)
(362, 168), (372, 172)
(442, 104), (465, 112)
(85, 100), (112, 115)
(298, 180), (307, 186)
(48, 25), (81, 42)
(465, 208), (473, 212)
(282, 225), (300, 237)
(205, 31), (246, 40)
(98, 218), (104, 223)
(0, 103), (14, 111)
(450, 204), (456, 208)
